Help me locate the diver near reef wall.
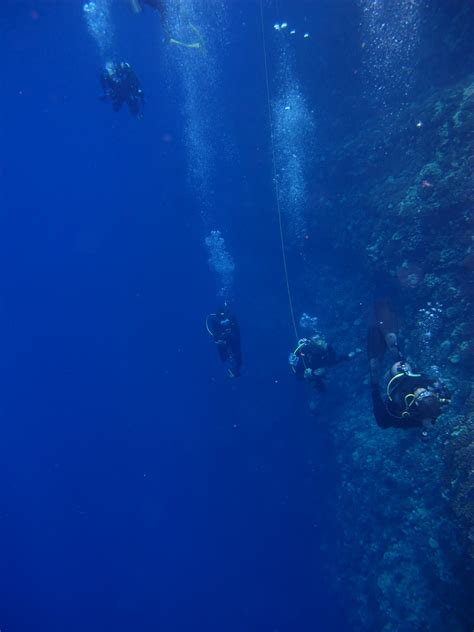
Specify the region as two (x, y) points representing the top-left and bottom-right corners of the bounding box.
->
(289, 333), (360, 392)
(206, 304), (242, 378)
(99, 61), (144, 118)
(367, 300), (451, 436)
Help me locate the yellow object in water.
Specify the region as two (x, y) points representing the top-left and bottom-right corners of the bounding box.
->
(169, 38), (201, 49)
(169, 23), (204, 51)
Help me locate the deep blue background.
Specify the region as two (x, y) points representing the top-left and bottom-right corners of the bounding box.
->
(0, 2), (352, 630)
(2, 0), (469, 630)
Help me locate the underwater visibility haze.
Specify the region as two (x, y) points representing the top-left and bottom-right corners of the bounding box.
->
(0, 1), (473, 630)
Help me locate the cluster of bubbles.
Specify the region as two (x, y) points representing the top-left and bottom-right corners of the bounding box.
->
(271, 23), (315, 248)
(163, 1), (234, 302)
(205, 230), (235, 298)
(416, 302), (443, 358)
(299, 312), (319, 335)
(273, 82), (313, 246)
(83, 0), (114, 60)
(425, 364), (442, 381)
(273, 21), (310, 39)
(164, 0), (228, 216)
(359, 0), (420, 113)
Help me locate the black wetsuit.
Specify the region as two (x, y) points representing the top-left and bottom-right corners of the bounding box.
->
(371, 373), (437, 429)
(367, 301), (448, 429)
(100, 62), (144, 118)
(294, 341), (350, 392)
(207, 309), (242, 377)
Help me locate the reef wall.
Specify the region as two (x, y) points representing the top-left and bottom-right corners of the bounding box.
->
(308, 75), (474, 630)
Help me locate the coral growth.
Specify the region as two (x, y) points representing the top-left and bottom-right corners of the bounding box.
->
(445, 408), (474, 557)
(305, 73), (474, 630)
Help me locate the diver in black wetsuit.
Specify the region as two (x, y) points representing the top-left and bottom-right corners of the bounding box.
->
(99, 62), (144, 118)
(289, 335), (360, 392)
(367, 301), (451, 434)
(206, 305), (242, 378)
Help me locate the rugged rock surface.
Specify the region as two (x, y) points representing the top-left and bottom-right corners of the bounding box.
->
(302, 75), (474, 631)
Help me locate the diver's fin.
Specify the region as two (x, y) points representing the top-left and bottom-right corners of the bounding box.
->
(169, 23), (205, 51)
(169, 38), (201, 49)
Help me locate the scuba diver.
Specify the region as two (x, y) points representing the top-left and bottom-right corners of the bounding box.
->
(99, 61), (144, 118)
(128, 0), (203, 50)
(367, 300), (451, 434)
(206, 304), (242, 378)
(289, 334), (360, 392)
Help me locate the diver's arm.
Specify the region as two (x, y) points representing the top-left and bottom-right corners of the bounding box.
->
(326, 346), (351, 366)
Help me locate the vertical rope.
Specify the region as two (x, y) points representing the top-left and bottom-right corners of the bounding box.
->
(259, 0), (299, 343)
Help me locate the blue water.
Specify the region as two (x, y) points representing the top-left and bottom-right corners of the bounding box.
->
(1, 1), (472, 631)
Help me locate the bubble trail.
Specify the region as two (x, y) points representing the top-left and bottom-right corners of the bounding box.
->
(359, 0), (421, 114)
(83, 1), (115, 62)
(271, 39), (314, 247)
(205, 230), (235, 299)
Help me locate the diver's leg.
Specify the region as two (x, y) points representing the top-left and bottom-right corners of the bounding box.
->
(217, 343), (229, 363)
(367, 325), (386, 386)
(227, 353), (240, 378)
(374, 300), (399, 355)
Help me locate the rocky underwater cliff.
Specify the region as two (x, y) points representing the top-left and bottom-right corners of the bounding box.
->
(302, 72), (474, 631)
